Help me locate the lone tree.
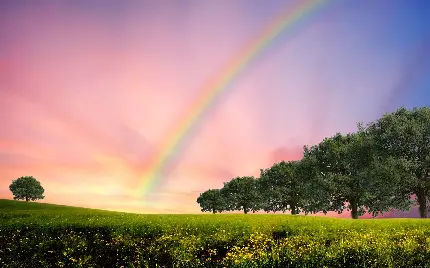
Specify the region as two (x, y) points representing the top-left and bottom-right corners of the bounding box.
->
(196, 189), (225, 214)
(9, 176), (45, 202)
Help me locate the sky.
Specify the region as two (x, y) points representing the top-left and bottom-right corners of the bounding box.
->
(1, 0), (430, 215)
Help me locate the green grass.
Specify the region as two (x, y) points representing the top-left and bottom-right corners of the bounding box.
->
(0, 199), (109, 212)
(1, 199), (430, 267)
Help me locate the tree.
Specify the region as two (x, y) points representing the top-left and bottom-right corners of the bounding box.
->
(221, 176), (260, 214)
(258, 160), (308, 215)
(9, 176), (45, 202)
(366, 107), (430, 218)
(304, 129), (411, 219)
(293, 153), (331, 215)
(196, 189), (225, 214)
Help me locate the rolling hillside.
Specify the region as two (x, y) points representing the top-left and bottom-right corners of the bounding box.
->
(1, 198), (429, 267)
(0, 199), (114, 213)
(0, 198), (423, 218)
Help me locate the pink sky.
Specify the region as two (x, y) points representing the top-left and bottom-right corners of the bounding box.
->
(1, 0), (427, 214)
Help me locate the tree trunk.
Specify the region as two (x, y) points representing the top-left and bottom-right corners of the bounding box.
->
(212, 208), (216, 214)
(417, 187), (427, 218)
(350, 199), (358, 219)
(25, 197), (29, 202)
(243, 206), (249, 214)
(290, 203), (297, 215)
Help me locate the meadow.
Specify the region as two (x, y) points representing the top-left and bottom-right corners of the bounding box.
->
(1, 199), (429, 267)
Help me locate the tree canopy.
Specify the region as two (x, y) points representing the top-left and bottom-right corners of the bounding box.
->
(9, 176), (45, 202)
(258, 160), (308, 214)
(220, 176), (260, 214)
(196, 106), (430, 219)
(304, 130), (411, 218)
(196, 189), (225, 214)
(366, 107), (430, 218)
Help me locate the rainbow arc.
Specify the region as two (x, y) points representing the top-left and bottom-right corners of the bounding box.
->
(138, 0), (333, 198)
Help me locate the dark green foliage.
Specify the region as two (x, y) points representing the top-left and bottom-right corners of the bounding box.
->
(258, 160), (308, 214)
(196, 189), (225, 214)
(303, 129), (411, 219)
(221, 176), (261, 214)
(366, 107), (430, 218)
(9, 176), (45, 202)
(197, 107), (430, 219)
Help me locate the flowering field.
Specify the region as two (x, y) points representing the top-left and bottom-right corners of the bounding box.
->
(1, 199), (429, 267)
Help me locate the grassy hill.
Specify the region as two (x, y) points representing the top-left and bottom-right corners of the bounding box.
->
(1, 198), (429, 231)
(0, 199), (109, 212)
(1, 199), (430, 267)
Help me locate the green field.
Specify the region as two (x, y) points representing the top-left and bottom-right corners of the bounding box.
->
(1, 199), (429, 267)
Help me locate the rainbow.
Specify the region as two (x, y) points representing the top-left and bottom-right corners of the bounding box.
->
(139, 0), (333, 198)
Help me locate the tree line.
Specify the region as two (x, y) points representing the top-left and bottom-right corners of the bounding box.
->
(196, 107), (430, 219)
